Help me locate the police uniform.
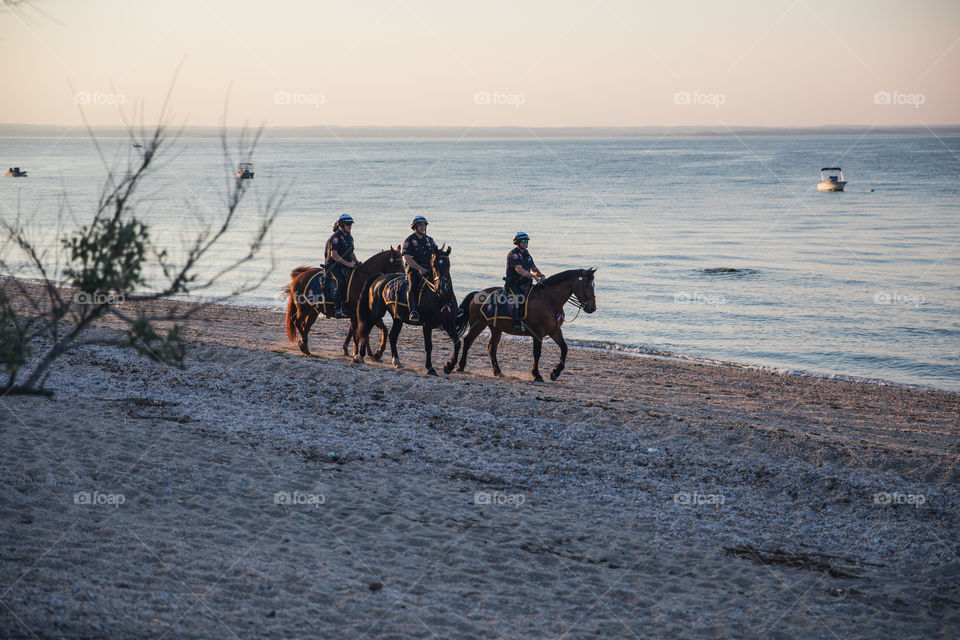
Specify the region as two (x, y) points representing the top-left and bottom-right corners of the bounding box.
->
(505, 246), (538, 328)
(505, 247), (536, 295)
(402, 231), (436, 319)
(325, 228), (356, 311)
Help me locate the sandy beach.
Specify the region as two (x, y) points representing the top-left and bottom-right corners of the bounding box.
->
(1, 291), (958, 639)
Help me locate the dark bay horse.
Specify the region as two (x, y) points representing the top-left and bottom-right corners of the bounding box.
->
(455, 268), (596, 381)
(356, 246), (460, 376)
(284, 247), (403, 358)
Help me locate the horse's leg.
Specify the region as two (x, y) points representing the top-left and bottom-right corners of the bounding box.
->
(442, 321), (460, 375)
(488, 327), (504, 378)
(532, 336), (544, 382)
(342, 319), (354, 357)
(298, 306), (318, 355)
(549, 327), (568, 381)
(374, 319), (388, 361)
(389, 319), (404, 368)
(457, 310), (485, 372)
(423, 325), (436, 376)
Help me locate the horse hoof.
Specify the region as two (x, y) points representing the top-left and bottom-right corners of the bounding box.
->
(533, 374), (544, 382)
(550, 370), (560, 381)
(353, 356), (364, 365)
(393, 361), (403, 369)
(427, 368), (438, 376)
(494, 370), (504, 378)
(443, 364), (453, 375)
(297, 341), (310, 356)
(373, 351), (384, 362)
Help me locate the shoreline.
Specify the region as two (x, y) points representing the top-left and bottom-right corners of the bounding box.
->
(154, 289), (960, 396)
(2, 285), (958, 637)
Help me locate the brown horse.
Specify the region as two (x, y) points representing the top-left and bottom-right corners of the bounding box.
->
(284, 247), (403, 358)
(455, 268), (596, 381)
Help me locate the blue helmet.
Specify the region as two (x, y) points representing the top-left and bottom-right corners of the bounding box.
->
(337, 213), (354, 226)
(411, 215), (429, 230)
(513, 231), (529, 245)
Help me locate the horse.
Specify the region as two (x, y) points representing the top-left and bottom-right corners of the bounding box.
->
(356, 246), (460, 376)
(284, 247), (403, 358)
(454, 268), (596, 381)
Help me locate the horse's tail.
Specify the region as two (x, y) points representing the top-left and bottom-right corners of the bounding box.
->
(357, 274), (381, 336)
(285, 282), (298, 345)
(456, 291), (477, 338)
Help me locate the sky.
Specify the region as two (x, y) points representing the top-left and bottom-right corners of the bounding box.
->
(1, 0), (958, 128)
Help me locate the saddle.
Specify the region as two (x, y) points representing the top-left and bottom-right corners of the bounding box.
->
(479, 288), (529, 323)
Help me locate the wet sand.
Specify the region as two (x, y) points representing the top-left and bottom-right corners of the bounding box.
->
(1, 290), (958, 638)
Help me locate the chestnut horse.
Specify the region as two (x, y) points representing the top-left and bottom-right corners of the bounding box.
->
(355, 246), (460, 376)
(455, 268), (596, 381)
(284, 247), (402, 358)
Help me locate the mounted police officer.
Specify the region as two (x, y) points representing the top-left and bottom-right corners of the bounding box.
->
(505, 231), (545, 330)
(325, 213), (357, 318)
(402, 215), (436, 323)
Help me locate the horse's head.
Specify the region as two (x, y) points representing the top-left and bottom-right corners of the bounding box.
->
(367, 245), (404, 274)
(386, 245), (403, 273)
(430, 245), (454, 302)
(573, 268), (597, 313)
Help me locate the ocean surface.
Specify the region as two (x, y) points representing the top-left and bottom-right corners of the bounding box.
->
(2, 134), (958, 391)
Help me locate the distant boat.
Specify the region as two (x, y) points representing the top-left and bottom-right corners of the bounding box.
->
(237, 163), (254, 179)
(5, 166), (27, 177)
(817, 167), (846, 191)
(132, 143), (143, 148)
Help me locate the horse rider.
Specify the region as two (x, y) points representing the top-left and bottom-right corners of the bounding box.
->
(505, 231), (545, 330)
(402, 215), (436, 323)
(325, 213), (357, 318)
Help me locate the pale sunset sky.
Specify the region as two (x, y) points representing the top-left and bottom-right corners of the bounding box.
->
(1, 0), (957, 128)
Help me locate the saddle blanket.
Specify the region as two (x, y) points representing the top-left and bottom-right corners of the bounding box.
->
(479, 288), (528, 323)
(302, 270), (354, 309)
(382, 274), (416, 316)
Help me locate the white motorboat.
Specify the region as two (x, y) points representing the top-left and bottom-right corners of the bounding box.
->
(817, 167), (846, 191)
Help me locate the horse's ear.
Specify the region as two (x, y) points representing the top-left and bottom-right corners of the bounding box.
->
(589, 267), (597, 273)
(445, 246), (452, 256)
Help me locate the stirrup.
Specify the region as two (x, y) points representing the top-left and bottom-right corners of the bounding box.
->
(335, 306), (348, 318)
(409, 309), (420, 322)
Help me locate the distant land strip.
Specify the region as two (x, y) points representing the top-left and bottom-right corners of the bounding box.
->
(2, 124), (960, 139)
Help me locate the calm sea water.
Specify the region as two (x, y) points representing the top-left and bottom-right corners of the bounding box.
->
(2, 135), (958, 391)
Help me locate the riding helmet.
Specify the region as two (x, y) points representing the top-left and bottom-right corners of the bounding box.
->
(411, 215), (429, 230)
(337, 213), (354, 226)
(513, 231), (530, 245)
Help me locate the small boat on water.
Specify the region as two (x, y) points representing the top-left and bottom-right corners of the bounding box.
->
(817, 167), (846, 191)
(5, 166), (27, 177)
(132, 143), (143, 148)
(237, 163), (254, 179)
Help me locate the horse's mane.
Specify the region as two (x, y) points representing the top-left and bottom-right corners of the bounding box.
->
(542, 269), (585, 286)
